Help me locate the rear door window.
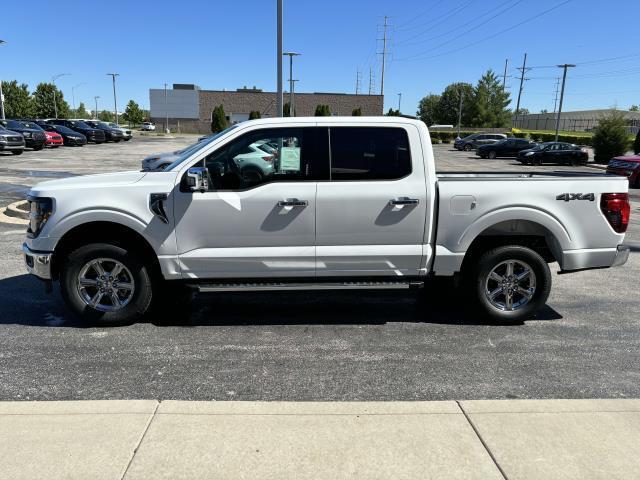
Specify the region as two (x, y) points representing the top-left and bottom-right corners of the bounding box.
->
(329, 127), (411, 181)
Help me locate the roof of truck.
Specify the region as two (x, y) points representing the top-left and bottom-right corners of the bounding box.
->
(239, 116), (425, 126)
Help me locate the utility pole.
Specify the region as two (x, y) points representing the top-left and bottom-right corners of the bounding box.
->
(283, 52), (300, 116)
(106, 73), (120, 124)
(397, 93), (402, 113)
(71, 83), (86, 114)
(291, 79), (298, 116)
(164, 83), (170, 133)
(379, 15), (389, 97)
(368, 67), (374, 95)
(502, 58), (509, 91)
(457, 87), (464, 138)
(554, 64), (576, 141)
(276, 0), (283, 117)
(0, 39), (6, 120)
(552, 76), (561, 113)
(93, 96), (99, 120)
(514, 53), (529, 127)
(356, 70), (361, 95)
(51, 73), (69, 119)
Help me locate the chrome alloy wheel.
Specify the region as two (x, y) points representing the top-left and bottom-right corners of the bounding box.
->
(76, 258), (135, 312)
(484, 260), (536, 312)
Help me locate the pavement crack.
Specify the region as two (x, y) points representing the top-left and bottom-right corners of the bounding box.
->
(120, 401), (159, 479)
(456, 400), (509, 480)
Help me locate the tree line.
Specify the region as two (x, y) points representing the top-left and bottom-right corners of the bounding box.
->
(417, 70), (511, 128)
(0, 80), (148, 125)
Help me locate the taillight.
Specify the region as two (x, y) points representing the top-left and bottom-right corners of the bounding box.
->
(600, 193), (630, 233)
(262, 155), (274, 163)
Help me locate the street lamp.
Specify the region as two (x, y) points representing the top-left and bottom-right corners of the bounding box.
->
(72, 83), (87, 113)
(107, 73), (120, 124)
(397, 93), (402, 113)
(164, 83), (170, 133)
(283, 52), (301, 117)
(52, 73), (70, 119)
(0, 39), (6, 120)
(94, 96), (100, 120)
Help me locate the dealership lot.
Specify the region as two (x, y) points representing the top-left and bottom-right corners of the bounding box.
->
(0, 139), (639, 401)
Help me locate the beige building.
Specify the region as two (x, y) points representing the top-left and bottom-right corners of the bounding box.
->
(150, 84), (384, 134)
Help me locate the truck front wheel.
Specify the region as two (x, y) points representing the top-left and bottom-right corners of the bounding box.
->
(470, 245), (551, 323)
(60, 243), (153, 326)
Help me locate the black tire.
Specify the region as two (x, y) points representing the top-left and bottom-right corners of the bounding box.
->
(468, 245), (551, 323)
(488, 150), (497, 159)
(571, 157), (580, 167)
(533, 158), (542, 166)
(11, 150), (23, 155)
(464, 144), (473, 151)
(240, 166), (264, 184)
(60, 243), (153, 326)
(33, 145), (44, 151)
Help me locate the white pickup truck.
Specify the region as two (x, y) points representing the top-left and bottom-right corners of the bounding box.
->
(23, 117), (631, 325)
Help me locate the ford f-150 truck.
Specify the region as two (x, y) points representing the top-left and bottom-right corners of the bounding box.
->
(23, 117), (631, 325)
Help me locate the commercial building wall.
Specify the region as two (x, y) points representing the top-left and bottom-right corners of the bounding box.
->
(514, 109), (640, 134)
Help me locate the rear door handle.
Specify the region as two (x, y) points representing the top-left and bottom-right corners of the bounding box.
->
(278, 198), (308, 207)
(389, 197), (419, 206)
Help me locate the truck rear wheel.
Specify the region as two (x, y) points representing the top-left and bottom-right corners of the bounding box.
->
(60, 243), (153, 326)
(469, 245), (551, 323)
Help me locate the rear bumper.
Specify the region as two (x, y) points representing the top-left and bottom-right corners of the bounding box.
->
(23, 243), (53, 280)
(561, 245), (630, 271)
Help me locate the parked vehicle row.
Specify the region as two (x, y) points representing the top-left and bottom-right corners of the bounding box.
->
(0, 119), (132, 154)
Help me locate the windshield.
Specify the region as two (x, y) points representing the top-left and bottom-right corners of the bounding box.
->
(3, 120), (23, 129)
(52, 125), (79, 135)
(164, 126), (238, 171)
(70, 120), (92, 129)
(19, 121), (44, 131)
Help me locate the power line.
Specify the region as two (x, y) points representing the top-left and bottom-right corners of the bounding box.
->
(393, 0), (449, 31)
(393, 0), (474, 44)
(394, 0), (572, 62)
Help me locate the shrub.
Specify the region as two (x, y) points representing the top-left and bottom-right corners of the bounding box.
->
(249, 110), (261, 120)
(592, 112), (631, 163)
(635, 130), (640, 155)
(211, 105), (228, 133)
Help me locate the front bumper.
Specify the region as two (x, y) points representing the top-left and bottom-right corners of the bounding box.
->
(23, 243), (53, 280)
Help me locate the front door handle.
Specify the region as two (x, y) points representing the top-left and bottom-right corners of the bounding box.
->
(278, 198), (308, 207)
(389, 197), (419, 206)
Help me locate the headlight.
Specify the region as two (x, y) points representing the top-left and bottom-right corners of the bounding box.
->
(27, 196), (54, 238)
(23, 132), (33, 139)
(525, 151), (535, 156)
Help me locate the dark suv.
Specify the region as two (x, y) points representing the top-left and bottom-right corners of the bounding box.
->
(0, 119), (47, 150)
(48, 119), (106, 144)
(477, 138), (536, 159)
(454, 133), (507, 151)
(83, 120), (125, 142)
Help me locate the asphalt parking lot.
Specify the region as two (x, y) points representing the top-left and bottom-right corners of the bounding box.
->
(1, 139), (639, 401)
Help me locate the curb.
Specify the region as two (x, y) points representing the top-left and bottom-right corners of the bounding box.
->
(0, 200), (29, 225)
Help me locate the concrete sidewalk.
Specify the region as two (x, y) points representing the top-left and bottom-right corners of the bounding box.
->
(1, 400), (639, 480)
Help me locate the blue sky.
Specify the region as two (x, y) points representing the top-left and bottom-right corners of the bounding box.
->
(1, 0), (639, 116)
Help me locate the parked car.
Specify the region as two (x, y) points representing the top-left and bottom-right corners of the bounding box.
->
(477, 138), (537, 159)
(15, 120), (62, 148)
(23, 117), (630, 326)
(454, 133), (507, 151)
(48, 119), (106, 144)
(106, 122), (133, 141)
(606, 155), (640, 188)
(140, 122), (156, 131)
(0, 119), (46, 150)
(83, 120), (125, 142)
(0, 125), (26, 155)
(34, 122), (87, 146)
(517, 142), (588, 166)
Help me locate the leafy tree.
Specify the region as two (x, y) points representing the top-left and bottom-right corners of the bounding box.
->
(630, 105), (639, 112)
(469, 70), (511, 127)
(437, 82), (474, 126)
(514, 108), (530, 116)
(75, 102), (89, 119)
(122, 100), (144, 126)
(592, 111), (631, 163)
(249, 110), (261, 120)
(1, 80), (34, 118)
(417, 94), (441, 126)
(634, 129), (640, 155)
(210, 104), (228, 132)
(352, 107), (362, 116)
(98, 110), (114, 122)
(283, 102), (291, 117)
(540, 109), (548, 114)
(386, 108), (400, 116)
(314, 104), (330, 116)
(32, 82), (70, 119)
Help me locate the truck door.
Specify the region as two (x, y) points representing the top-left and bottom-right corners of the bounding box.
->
(315, 125), (428, 277)
(173, 127), (327, 279)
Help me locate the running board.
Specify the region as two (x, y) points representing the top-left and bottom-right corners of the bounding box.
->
(195, 281), (423, 293)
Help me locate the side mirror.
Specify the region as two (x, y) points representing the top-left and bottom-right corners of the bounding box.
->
(187, 167), (209, 192)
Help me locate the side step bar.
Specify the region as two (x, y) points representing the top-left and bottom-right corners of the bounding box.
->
(195, 281), (424, 293)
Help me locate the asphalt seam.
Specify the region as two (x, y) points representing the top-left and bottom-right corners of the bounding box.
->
(456, 400), (509, 480)
(120, 401), (160, 480)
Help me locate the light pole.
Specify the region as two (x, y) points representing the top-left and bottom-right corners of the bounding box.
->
(554, 64), (576, 141)
(93, 96), (100, 119)
(0, 39), (6, 120)
(283, 52), (300, 117)
(52, 73), (70, 119)
(397, 93), (402, 113)
(276, 0), (283, 117)
(106, 73), (120, 124)
(71, 82), (86, 114)
(164, 83), (170, 133)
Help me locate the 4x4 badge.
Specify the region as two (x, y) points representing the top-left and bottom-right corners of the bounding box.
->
(556, 193), (595, 202)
